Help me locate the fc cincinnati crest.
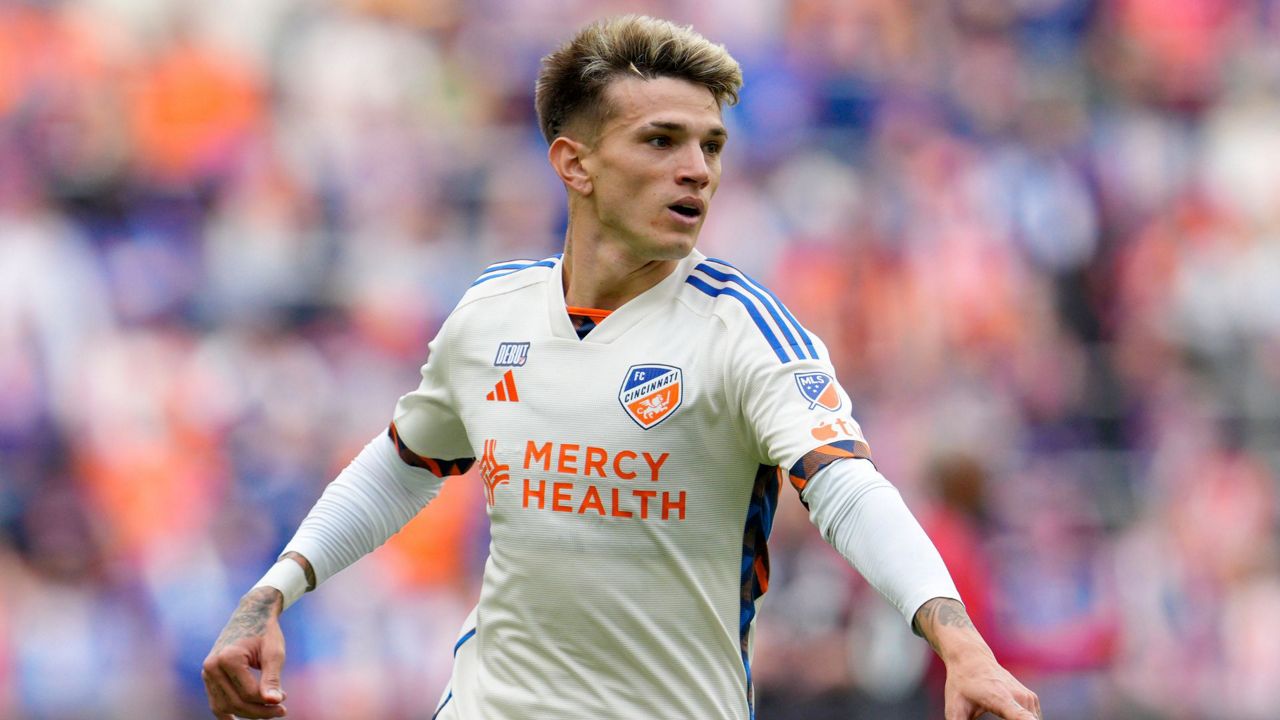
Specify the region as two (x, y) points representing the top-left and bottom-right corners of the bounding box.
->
(619, 364), (683, 430)
(795, 371), (842, 411)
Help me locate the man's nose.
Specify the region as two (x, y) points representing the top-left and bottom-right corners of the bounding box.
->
(676, 145), (711, 188)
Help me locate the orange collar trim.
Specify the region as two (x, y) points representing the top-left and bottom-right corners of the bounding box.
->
(565, 305), (613, 321)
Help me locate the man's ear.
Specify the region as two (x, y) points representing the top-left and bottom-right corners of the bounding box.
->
(548, 136), (593, 196)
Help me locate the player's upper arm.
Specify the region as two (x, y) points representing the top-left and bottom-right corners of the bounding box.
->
(700, 261), (870, 482)
(390, 299), (474, 468)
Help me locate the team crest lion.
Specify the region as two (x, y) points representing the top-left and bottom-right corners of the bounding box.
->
(618, 365), (683, 430)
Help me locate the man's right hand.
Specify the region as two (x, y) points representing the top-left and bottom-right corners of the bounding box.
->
(202, 586), (289, 719)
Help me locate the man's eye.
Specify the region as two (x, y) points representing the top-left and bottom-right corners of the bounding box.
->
(703, 142), (722, 155)
(648, 136), (671, 147)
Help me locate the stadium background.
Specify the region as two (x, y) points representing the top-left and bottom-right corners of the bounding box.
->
(2, 0), (1279, 718)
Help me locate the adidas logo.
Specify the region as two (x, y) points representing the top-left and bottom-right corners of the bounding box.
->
(486, 370), (520, 402)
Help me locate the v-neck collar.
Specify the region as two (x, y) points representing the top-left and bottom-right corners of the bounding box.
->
(545, 250), (704, 343)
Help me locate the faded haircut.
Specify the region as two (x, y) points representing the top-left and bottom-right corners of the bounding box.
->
(535, 15), (743, 144)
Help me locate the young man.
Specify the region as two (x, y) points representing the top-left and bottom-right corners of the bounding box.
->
(203, 15), (1041, 720)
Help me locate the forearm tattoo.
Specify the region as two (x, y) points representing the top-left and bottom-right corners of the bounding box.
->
(214, 588), (282, 650)
(913, 597), (975, 652)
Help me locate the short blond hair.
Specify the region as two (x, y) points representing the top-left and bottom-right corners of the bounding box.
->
(534, 15), (743, 144)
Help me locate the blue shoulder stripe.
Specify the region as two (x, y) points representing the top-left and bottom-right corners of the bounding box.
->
(693, 263), (814, 361)
(470, 255), (560, 287)
(482, 259), (538, 274)
(686, 275), (791, 363)
(705, 258), (818, 360)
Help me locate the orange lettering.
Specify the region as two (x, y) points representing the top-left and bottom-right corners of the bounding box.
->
(610, 488), (633, 518)
(661, 491), (686, 520)
(525, 441), (552, 471)
(613, 450), (638, 480)
(523, 479), (546, 509)
(558, 444), (580, 474)
(583, 446), (608, 478)
(642, 452), (669, 482)
(578, 485), (605, 515)
(552, 482), (573, 512)
(634, 489), (656, 519)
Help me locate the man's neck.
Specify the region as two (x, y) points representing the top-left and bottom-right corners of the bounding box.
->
(561, 230), (681, 311)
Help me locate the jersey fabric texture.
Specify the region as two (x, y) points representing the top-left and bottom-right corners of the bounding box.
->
(394, 250), (871, 720)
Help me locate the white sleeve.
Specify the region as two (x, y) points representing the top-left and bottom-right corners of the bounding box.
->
(281, 432), (446, 586)
(801, 457), (961, 628)
(392, 306), (473, 462)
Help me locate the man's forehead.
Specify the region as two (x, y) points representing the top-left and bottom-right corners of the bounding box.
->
(601, 76), (724, 132)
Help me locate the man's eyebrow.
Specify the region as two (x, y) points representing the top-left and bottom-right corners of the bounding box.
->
(641, 120), (729, 138)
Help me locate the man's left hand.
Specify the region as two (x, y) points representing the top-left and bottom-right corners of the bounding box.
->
(913, 597), (1042, 720)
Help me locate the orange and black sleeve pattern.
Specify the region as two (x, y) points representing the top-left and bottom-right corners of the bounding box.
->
(388, 422), (475, 477)
(786, 439), (873, 495)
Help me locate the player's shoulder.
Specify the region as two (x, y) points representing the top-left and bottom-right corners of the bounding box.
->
(678, 255), (825, 365)
(455, 254), (560, 309)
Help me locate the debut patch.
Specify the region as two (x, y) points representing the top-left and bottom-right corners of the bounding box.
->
(494, 342), (530, 367)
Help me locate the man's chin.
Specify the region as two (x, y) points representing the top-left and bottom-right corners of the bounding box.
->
(658, 232), (698, 259)
(619, 228), (699, 262)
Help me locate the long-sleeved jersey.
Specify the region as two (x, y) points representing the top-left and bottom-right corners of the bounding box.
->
(389, 249), (889, 719)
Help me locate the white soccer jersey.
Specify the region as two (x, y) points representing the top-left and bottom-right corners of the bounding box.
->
(391, 249), (872, 720)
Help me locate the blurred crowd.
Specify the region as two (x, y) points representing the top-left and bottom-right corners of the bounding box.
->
(2, 0), (1279, 718)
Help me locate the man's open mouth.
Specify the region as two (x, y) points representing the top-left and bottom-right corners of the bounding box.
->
(669, 203), (702, 218)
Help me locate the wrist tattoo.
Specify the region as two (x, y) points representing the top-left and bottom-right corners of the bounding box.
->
(914, 598), (975, 651)
(214, 588), (281, 650)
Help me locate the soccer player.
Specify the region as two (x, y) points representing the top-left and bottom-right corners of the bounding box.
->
(202, 15), (1041, 720)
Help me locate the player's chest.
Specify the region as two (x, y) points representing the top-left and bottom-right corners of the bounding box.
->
(453, 331), (725, 437)
(453, 333), (750, 529)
